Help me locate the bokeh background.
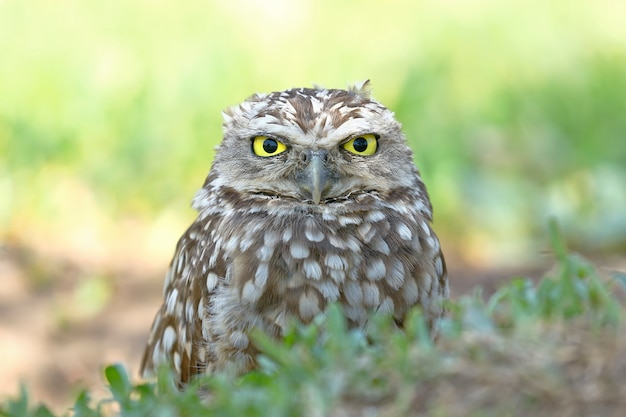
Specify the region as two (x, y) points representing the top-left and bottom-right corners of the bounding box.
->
(1, 0), (625, 411)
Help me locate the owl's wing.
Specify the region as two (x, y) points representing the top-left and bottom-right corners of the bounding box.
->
(139, 219), (221, 384)
(391, 216), (449, 330)
(410, 224), (449, 328)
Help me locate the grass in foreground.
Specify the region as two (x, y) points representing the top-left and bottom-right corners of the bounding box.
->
(2, 223), (625, 417)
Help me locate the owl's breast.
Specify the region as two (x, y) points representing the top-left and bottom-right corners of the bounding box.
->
(216, 205), (442, 328)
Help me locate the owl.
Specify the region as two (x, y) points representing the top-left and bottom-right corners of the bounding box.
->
(140, 81), (449, 384)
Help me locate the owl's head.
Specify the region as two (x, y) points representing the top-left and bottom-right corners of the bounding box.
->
(204, 81), (427, 211)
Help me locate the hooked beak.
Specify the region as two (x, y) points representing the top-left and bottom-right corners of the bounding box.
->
(298, 151), (333, 204)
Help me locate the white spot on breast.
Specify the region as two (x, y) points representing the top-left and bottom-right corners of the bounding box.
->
(344, 235), (361, 251)
(197, 346), (207, 364)
(185, 300), (195, 322)
(366, 258), (386, 281)
(299, 290), (321, 320)
(318, 281), (340, 301)
(250, 222), (267, 235)
(435, 255), (444, 278)
(378, 296), (394, 314)
(387, 259), (405, 290)
(242, 281), (261, 303)
(396, 223), (412, 241)
(197, 298), (205, 318)
(239, 234), (255, 251)
(362, 283), (380, 307)
(421, 273), (433, 294)
(366, 210), (386, 222)
(264, 230), (280, 247)
(165, 288), (179, 314)
(338, 215), (361, 226)
(373, 239), (390, 255)
(265, 308), (287, 331)
(343, 281), (363, 306)
(325, 253), (347, 270)
(255, 263), (269, 288)
(224, 236), (239, 254)
(347, 263), (360, 280)
(208, 249), (219, 269)
(357, 222), (374, 242)
(343, 304), (367, 324)
(181, 264), (192, 281)
(322, 211), (337, 221)
(162, 326), (177, 351)
(290, 241), (310, 259)
(224, 265), (233, 283)
(151, 346), (165, 369)
(230, 331), (250, 349)
(282, 227), (293, 242)
(329, 268), (346, 284)
(429, 236), (441, 252)
(206, 272), (219, 292)
(328, 234), (350, 250)
(420, 220), (431, 237)
(202, 317), (211, 339)
(256, 244), (274, 262)
(305, 218), (325, 242)
(173, 351), (182, 375)
(303, 259), (322, 280)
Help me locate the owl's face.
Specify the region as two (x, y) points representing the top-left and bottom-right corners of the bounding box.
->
(207, 82), (425, 211)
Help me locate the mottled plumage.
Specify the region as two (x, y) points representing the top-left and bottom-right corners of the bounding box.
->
(140, 81), (449, 383)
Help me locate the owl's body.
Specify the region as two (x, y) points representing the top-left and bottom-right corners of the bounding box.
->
(140, 82), (449, 383)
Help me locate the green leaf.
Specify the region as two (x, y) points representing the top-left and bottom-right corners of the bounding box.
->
(31, 406), (55, 417)
(547, 218), (568, 262)
(104, 364), (131, 403)
(71, 391), (99, 417)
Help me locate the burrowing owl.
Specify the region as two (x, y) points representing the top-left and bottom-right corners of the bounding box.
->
(140, 81), (449, 383)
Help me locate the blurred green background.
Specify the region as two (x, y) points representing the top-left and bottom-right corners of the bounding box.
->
(2, 0), (625, 273)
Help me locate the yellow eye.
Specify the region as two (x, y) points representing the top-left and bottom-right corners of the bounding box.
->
(343, 134), (378, 156)
(252, 136), (287, 157)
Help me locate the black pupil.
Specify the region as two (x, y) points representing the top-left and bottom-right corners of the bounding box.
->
(353, 137), (369, 152)
(263, 138), (278, 154)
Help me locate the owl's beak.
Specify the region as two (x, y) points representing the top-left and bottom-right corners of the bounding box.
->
(299, 150), (332, 204)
